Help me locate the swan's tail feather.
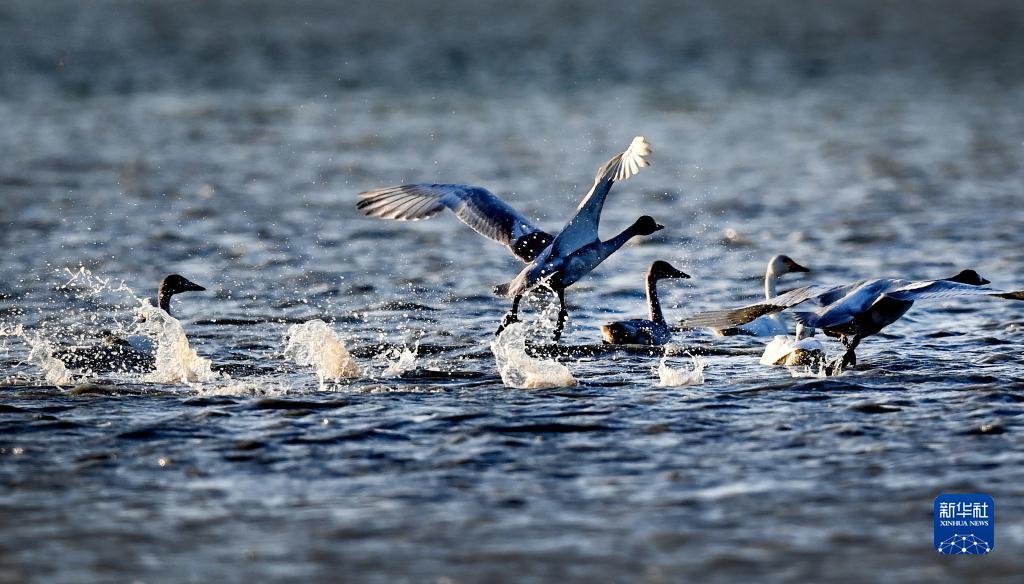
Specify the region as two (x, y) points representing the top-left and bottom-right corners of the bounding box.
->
(594, 136), (651, 183)
(493, 281), (513, 297)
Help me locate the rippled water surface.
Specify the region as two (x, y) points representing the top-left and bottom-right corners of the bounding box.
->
(2, 1), (1024, 582)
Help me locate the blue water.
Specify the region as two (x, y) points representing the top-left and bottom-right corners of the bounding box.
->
(2, 1), (1024, 581)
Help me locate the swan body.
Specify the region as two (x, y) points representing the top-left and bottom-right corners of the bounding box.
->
(602, 261), (690, 345)
(358, 137), (656, 340)
(683, 269), (1024, 368)
(759, 335), (826, 367)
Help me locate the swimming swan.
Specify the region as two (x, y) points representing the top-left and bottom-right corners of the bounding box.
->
(715, 254), (809, 336)
(602, 261), (690, 345)
(357, 137), (656, 340)
(58, 274), (206, 372)
(681, 269), (1024, 368)
(759, 335), (826, 367)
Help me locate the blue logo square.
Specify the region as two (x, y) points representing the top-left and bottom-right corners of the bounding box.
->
(934, 494), (994, 554)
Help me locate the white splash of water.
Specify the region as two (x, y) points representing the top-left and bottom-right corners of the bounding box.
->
(199, 381), (293, 397)
(135, 302), (219, 385)
(284, 319), (361, 388)
(789, 357), (843, 378)
(383, 344), (419, 377)
(490, 322), (576, 389)
(4, 324), (76, 385)
(59, 266), (139, 305)
(657, 353), (707, 387)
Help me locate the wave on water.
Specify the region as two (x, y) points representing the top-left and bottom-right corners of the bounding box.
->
(284, 319), (361, 388)
(657, 350), (707, 387)
(490, 322), (577, 389)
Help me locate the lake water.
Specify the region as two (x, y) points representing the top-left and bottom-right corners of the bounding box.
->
(2, 1), (1023, 582)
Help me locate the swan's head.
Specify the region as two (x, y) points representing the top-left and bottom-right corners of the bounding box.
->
(650, 260), (690, 280)
(633, 216), (664, 236)
(769, 255), (810, 276)
(945, 269), (990, 286)
(160, 274), (206, 296)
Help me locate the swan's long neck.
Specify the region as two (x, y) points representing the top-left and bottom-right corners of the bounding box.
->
(646, 272), (665, 324)
(764, 266), (779, 300)
(157, 288), (173, 314)
(597, 224), (641, 262)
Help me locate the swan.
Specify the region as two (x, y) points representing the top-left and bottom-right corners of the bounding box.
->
(715, 254), (809, 336)
(759, 335), (826, 367)
(681, 269), (1024, 368)
(601, 260), (690, 345)
(58, 274), (206, 373)
(357, 136), (657, 340)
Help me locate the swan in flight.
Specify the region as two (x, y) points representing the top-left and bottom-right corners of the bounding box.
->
(680, 269), (1024, 368)
(358, 136), (657, 340)
(601, 260), (690, 345)
(715, 254), (810, 336)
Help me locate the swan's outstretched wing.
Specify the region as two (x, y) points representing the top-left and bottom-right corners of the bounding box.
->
(885, 280), (1024, 302)
(548, 136), (652, 257)
(357, 184), (553, 262)
(678, 284), (847, 329)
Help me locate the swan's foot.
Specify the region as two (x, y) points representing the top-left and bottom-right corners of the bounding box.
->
(841, 348), (857, 369)
(495, 313), (519, 337)
(495, 295), (523, 337)
(840, 335), (862, 370)
(551, 288), (567, 343)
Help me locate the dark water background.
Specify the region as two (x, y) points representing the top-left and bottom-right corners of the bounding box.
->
(2, 1), (1024, 582)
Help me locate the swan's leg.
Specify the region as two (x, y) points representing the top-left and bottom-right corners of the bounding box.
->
(552, 287), (568, 342)
(841, 335), (861, 369)
(495, 294), (522, 336)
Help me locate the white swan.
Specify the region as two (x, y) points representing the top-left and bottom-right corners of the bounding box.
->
(759, 335), (826, 367)
(715, 254), (809, 336)
(358, 137), (656, 340)
(682, 269), (1024, 368)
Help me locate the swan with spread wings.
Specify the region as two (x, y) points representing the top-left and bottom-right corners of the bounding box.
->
(358, 137), (658, 340)
(680, 269), (1024, 368)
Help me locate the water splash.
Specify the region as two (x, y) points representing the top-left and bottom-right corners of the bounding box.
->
(58, 266), (140, 306)
(383, 344), (419, 377)
(135, 302), (219, 384)
(284, 319), (361, 388)
(789, 357), (844, 378)
(490, 322), (576, 389)
(656, 353), (707, 387)
(3, 324), (75, 385)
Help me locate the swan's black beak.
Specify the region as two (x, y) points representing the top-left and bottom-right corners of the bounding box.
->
(655, 223), (665, 232)
(789, 261), (810, 273)
(182, 279), (206, 292)
(672, 268), (691, 279)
